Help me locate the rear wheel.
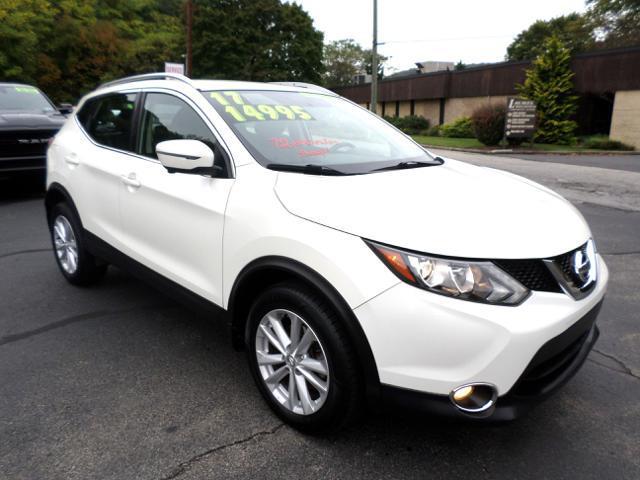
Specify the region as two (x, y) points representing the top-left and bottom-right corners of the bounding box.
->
(246, 283), (362, 432)
(49, 203), (107, 285)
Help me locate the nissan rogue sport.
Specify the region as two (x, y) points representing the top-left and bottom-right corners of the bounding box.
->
(45, 73), (607, 432)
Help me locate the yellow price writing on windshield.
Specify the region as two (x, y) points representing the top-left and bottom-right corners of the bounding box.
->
(210, 91), (313, 122)
(14, 86), (39, 94)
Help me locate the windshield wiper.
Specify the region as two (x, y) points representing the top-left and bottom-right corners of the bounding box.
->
(370, 158), (443, 173)
(266, 163), (349, 176)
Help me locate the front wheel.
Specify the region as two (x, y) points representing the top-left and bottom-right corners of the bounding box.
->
(49, 202), (107, 285)
(246, 283), (362, 433)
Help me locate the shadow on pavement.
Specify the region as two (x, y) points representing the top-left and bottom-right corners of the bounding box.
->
(0, 173), (46, 204)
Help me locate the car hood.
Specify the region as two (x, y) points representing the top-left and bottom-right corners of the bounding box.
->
(274, 158), (591, 259)
(0, 110), (66, 130)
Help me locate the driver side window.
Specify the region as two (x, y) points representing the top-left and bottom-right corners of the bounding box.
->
(138, 93), (228, 175)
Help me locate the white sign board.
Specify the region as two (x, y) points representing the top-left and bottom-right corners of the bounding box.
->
(164, 62), (185, 75)
(505, 97), (536, 138)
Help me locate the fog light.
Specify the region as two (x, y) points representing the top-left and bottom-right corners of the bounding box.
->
(452, 385), (474, 401)
(450, 383), (497, 415)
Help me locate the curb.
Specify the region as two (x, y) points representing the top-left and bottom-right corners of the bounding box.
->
(420, 145), (638, 156)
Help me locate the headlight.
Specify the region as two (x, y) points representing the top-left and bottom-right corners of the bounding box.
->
(366, 240), (530, 305)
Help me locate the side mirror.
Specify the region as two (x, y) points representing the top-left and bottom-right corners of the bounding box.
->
(156, 139), (221, 176)
(58, 103), (74, 116)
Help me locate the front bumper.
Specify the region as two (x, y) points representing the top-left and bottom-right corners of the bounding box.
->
(380, 301), (601, 420)
(0, 155), (46, 173)
(354, 254), (608, 416)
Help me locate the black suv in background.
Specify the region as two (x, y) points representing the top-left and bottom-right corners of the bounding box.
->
(0, 83), (70, 177)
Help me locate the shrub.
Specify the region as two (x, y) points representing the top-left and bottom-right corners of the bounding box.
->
(471, 105), (506, 146)
(583, 135), (634, 151)
(383, 115), (430, 135)
(427, 124), (441, 137)
(440, 117), (474, 138)
(397, 115), (430, 135)
(383, 115), (400, 128)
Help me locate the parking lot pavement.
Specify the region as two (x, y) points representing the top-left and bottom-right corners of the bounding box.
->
(1, 161), (639, 480)
(503, 153), (640, 174)
(429, 149), (640, 212)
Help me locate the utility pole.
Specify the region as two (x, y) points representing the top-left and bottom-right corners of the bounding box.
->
(370, 0), (378, 114)
(186, 0), (193, 77)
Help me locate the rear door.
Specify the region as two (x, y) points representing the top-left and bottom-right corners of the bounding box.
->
(118, 90), (234, 305)
(72, 92), (138, 249)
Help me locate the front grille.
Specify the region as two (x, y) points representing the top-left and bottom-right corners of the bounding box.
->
(493, 242), (595, 295)
(554, 242), (589, 286)
(494, 259), (562, 293)
(0, 130), (56, 158)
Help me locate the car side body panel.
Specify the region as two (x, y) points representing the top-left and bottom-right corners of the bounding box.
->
(221, 162), (400, 311)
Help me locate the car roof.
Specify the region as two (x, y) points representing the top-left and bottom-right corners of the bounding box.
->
(92, 73), (336, 98)
(0, 82), (38, 88)
(192, 79), (333, 94)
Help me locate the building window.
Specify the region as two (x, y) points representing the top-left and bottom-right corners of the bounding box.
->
(381, 102), (386, 116)
(410, 100), (415, 116)
(395, 101), (400, 117)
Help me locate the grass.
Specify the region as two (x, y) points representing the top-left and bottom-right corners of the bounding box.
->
(411, 135), (635, 152)
(411, 136), (485, 149)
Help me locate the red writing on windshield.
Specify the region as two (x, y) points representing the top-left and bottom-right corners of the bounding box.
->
(271, 137), (338, 149)
(298, 148), (329, 157)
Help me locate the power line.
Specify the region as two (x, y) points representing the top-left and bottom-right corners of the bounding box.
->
(380, 34), (513, 45)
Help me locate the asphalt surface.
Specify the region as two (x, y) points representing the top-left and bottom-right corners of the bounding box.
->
(512, 153), (640, 173)
(1, 156), (639, 479)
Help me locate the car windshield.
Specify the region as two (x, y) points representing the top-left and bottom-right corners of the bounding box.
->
(0, 85), (56, 112)
(204, 89), (439, 175)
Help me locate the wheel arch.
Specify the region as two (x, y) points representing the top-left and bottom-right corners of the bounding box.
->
(45, 182), (82, 228)
(228, 255), (381, 405)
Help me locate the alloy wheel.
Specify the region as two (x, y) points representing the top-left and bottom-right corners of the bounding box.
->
(53, 215), (79, 275)
(255, 308), (330, 415)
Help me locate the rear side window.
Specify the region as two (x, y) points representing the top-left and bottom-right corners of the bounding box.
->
(80, 93), (137, 151)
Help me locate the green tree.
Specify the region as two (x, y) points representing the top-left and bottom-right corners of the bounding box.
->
(0, 0), (55, 81)
(516, 36), (579, 144)
(454, 60), (466, 71)
(322, 38), (387, 86)
(191, 0), (323, 83)
(506, 13), (595, 61)
(587, 0), (640, 48)
(362, 48), (387, 80)
(322, 39), (364, 86)
(0, 0), (183, 103)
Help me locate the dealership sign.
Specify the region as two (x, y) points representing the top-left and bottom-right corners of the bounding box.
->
(505, 97), (536, 139)
(164, 62), (185, 75)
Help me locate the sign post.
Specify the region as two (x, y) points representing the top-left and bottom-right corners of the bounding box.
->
(164, 62), (185, 75)
(505, 97), (536, 141)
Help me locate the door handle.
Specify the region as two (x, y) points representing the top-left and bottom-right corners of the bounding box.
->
(64, 154), (80, 166)
(120, 173), (141, 189)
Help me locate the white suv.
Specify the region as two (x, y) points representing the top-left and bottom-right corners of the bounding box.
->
(46, 73), (608, 431)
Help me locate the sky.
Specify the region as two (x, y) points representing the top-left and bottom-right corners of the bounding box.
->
(294, 0), (588, 72)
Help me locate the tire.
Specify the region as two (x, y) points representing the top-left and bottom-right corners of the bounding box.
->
(245, 282), (363, 433)
(49, 202), (107, 286)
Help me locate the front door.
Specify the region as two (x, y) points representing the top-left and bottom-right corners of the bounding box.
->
(118, 91), (234, 305)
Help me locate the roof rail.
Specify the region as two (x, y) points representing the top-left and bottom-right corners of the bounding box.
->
(269, 82), (336, 95)
(99, 72), (195, 90)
